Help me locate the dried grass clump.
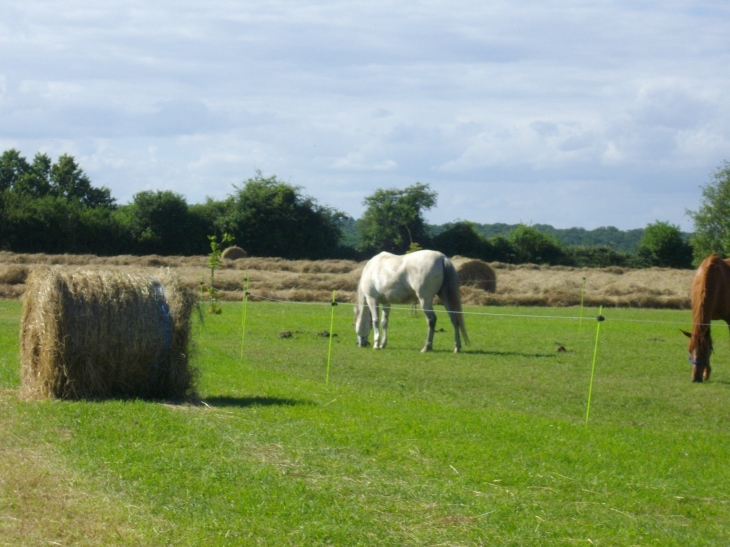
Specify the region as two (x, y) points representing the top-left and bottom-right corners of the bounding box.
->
(450, 257), (497, 292)
(0, 264), (29, 285)
(222, 246), (247, 260)
(20, 267), (198, 401)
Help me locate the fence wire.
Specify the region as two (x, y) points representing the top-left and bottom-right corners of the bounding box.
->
(244, 291), (706, 327)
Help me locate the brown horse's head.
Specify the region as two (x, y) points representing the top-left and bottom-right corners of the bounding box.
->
(681, 329), (712, 383)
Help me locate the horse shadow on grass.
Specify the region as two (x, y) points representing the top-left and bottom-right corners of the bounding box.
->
(201, 395), (316, 408)
(457, 349), (556, 359)
(708, 379), (730, 387)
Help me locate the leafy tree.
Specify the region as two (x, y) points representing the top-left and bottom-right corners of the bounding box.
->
(221, 171), (345, 259)
(636, 221), (693, 268)
(1, 149), (113, 207)
(0, 150), (122, 254)
(20, 153), (53, 197)
(508, 224), (566, 265)
(431, 221), (493, 260)
(487, 235), (518, 263)
(687, 162), (730, 263)
(337, 216), (360, 249)
(49, 154), (114, 208)
(563, 245), (630, 268)
(0, 149), (30, 191)
(359, 183), (437, 254)
(0, 193), (128, 254)
(0, 150), (52, 198)
(118, 190), (197, 255)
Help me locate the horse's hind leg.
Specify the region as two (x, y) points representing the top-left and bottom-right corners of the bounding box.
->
(447, 310), (462, 353)
(379, 304), (391, 349)
(420, 298), (436, 353)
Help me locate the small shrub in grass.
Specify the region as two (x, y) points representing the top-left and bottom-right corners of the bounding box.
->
(205, 233), (234, 314)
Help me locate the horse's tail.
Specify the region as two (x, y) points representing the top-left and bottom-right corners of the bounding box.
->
(441, 256), (469, 346)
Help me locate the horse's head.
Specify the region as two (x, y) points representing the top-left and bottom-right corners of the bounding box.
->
(354, 299), (371, 347)
(681, 329), (712, 382)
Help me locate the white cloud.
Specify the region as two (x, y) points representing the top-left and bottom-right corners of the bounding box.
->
(0, 0), (729, 230)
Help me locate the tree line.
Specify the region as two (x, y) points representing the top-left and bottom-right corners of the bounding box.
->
(0, 150), (347, 259)
(2, 149), (728, 269)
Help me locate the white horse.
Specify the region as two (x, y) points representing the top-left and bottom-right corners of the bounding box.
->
(354, 250), (469, 353)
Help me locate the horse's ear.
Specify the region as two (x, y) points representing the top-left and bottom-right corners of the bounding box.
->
(680, 329), (692, 338)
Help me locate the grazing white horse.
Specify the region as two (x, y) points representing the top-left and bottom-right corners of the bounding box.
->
(354, 250), (469, 353)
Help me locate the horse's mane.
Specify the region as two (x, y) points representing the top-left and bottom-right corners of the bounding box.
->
(689, 254), (725, 356)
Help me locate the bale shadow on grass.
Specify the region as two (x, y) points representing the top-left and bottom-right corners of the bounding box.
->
(202, 396), (316, 408)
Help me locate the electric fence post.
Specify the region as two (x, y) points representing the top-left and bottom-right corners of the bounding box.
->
(326, 290), (337, 386)
(585, 305), (605, 427)
(240, 274), (249, 362)
(579, 277), (586, 332)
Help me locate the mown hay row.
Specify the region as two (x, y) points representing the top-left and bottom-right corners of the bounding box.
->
(0, 252), (695, 308)
(20, 267), (198, 401)
(0, 264), (30, 285)
(0, 251), (362, 273)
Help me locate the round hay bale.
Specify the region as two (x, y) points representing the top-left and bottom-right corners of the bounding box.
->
(19, 267), (198, 401)
(0, 264), (29, 285)
(222, 246), (247, 260)
(450, 256), (497, 293)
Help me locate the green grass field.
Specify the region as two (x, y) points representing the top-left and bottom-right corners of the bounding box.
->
(2, 299), (730, 546)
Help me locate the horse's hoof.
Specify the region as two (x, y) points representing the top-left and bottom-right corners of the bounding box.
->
(421, 346), (432, 353)
(454, 347), (461, 354)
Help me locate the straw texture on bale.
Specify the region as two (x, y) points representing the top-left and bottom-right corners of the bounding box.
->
(222, 246), (247, 260)
(20, 267), (198, 401)
(451, 257), (497, 292)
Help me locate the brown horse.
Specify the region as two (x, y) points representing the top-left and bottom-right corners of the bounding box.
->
(681, 254), (730, 382)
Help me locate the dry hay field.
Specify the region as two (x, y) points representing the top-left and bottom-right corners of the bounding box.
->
(0, 251), (695, 309)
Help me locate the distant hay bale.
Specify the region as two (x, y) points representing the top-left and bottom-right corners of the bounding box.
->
(450, 256), (497, 293)
(0, 264), (29, 285)
(20, 267), (198, 401)
(222, 246), (247, 260)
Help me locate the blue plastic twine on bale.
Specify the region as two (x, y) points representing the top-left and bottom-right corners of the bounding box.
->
(141, 279), (173, 397)
(148, 280), (172, 348)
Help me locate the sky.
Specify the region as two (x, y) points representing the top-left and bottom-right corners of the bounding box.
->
(1, 1), (729, 231)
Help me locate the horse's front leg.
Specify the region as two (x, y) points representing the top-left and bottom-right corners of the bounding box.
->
(420, 298), (436, 352)
(378, 304), (391, 349)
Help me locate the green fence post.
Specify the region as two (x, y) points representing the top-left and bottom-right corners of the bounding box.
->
(240, 274), (249, 362)
(579, 277), (586, 332)
(585, 305), (605, 427)
(326, 290), (337, 386)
